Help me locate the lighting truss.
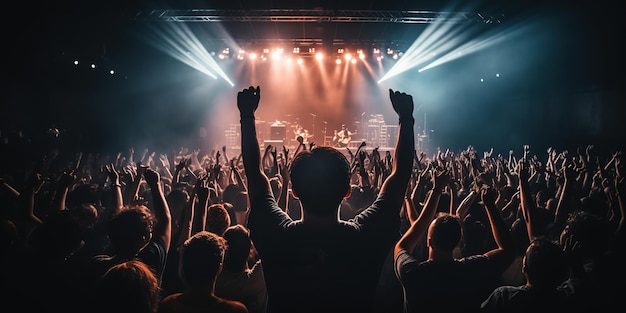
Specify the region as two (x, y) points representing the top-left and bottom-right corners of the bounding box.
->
(137, 9), (487, 24)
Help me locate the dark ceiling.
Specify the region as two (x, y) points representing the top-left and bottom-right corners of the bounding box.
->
(4, 0), (624, 88)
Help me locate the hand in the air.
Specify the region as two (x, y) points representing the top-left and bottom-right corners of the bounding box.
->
(237, 86), (261, 118)
(389, 89), (414, 120)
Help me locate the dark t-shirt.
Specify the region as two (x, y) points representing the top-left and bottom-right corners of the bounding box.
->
(395, 251), (501, 313)
(86, 236), (168, 288)
(247, 190), (402, 313)
(481, 285), (573, 312)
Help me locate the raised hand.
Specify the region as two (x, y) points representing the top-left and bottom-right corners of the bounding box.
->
(57, 170), (76, 189)
(143, 167), (160, 186)
(431, 168), (451, 193)
(389, 89), (414, 120)
(158, 154), (170, 169)
(237, 86), (261, 118)
(518, 159), (530, 183)
(480, 185), (498, 206)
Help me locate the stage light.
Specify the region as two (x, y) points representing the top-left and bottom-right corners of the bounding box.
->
(351, 58), (357, 64)
(309, 47), (316, 53)
(73, 60), (79, 66)
(91, 64), (96, 69)
(297, 58), (303, 64)
(249, 53), (257, 60)
(315, 52), (324, 61)
(336, 58), (342, 64)
(293, 47), (300, 53)
(142, 20), (234, 86)
(344, 53), (353, 61)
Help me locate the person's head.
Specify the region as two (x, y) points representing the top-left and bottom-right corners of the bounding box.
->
(94, 260), (161, 313)
(222, 224), (252, 272)
(179, 230), (226, 288)
(166, 188), (190, 222)
(427, 213), (462, 253)
(107, 205), (154, 258)
(289, 146), (351, 217)
(205, 203), (231, 236)
(522, 237), (567, 288)
(68, 203), (99, 238)
(559, 210), (610, 259)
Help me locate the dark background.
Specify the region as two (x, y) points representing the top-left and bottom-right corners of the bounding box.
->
(2, 0), (624, 156)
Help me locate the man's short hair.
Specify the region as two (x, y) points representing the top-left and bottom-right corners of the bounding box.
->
(289, 146), (351, 217)
(428, 213), (462, 252)
(206, 203), (231, 236)
(180, 231), (226, 287)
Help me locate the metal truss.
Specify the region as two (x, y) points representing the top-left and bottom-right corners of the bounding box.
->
(137, 9), (486, 24)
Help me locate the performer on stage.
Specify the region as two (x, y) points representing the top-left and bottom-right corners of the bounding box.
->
(333, 124), (356, 148)
(294, 124), (312, 145)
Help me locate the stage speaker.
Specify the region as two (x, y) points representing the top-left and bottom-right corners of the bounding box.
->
(270, 125), (286, 140)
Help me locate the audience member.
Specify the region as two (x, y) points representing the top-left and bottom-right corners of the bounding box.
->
(480, 237), (570, 312)
(215, 224), (268, 313)
(237, 86), (415, 313)
(394, 169), (515, 312)
(92, 259), (162, 313)
(158, 230), (248, 313)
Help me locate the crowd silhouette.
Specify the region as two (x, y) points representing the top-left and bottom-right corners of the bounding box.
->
(0, 86), (624, 313)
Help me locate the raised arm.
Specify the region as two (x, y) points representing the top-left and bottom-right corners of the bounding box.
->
(277, 148), (291, 211)
(238, 86), (272, 203)
(105, 163), (124, 215)
(395, 169), (450, 256)
(51, 170), (76, 212)
(143, 168), (172, 252)
(518, 159), (538, 240)
(480, 185), (514, 270)
(378, 89), (415, 202)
